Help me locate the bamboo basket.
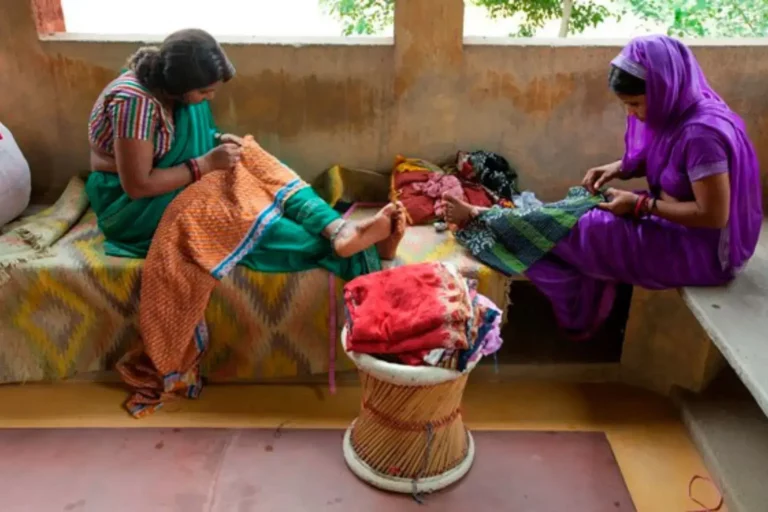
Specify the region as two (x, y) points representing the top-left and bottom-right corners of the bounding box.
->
(341, 327), (477, 494)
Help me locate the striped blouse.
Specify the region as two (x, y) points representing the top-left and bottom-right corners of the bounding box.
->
(88, 72), (175, 160)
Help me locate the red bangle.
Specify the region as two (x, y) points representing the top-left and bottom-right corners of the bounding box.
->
(185, 159), (202, 182)
(192, 159), (201, 181)
(633, 194), (648, 219)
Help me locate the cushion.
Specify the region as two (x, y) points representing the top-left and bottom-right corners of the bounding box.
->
(0, 123), (31, 227)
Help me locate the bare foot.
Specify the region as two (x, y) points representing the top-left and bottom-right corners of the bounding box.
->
(334, 204), (396, 258)
(442, 194), (477, 227)
(376, 201), (407, 260)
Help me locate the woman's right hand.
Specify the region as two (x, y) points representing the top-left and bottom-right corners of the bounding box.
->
(198, 143), (242, 174)
(582, 161), (622, 195)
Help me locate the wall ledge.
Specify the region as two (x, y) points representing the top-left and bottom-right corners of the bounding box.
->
(40, 33), (768, 49)
(39, 33), (394, 46)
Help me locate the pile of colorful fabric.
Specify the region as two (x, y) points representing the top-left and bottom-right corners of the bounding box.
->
(455, 186), (603, 276)
(343, 262), (503, 371)
(452, 150), (518, 208)
(391, 151), (518, 225)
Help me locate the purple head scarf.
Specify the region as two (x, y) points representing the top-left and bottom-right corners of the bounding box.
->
(612, 35), (762, 271)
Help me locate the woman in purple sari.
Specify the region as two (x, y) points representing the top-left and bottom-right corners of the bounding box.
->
(447, 35), (763, 339)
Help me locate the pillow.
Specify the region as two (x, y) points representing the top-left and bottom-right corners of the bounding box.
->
(0, 123), (31, 227)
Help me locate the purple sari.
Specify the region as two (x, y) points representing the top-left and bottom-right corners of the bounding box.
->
(526, 35), (762, 338)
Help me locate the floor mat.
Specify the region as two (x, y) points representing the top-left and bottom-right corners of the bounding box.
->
(0, 428), (635, 511)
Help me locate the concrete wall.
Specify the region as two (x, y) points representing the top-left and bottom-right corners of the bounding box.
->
(2, 0), (767, 203)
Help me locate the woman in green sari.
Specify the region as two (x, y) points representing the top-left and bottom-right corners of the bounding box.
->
(87, 29), (401, 280)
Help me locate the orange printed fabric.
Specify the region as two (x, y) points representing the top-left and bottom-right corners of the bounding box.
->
(117, 136), (307, 418)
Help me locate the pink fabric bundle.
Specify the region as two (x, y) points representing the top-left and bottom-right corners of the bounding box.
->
(411, 174), (464, 217)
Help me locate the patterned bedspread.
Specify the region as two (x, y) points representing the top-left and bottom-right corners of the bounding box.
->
(0, 195), (510, 384)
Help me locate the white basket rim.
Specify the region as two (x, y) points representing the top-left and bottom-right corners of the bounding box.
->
(341, 327), (480, 387)
(343, 424), (475, 494)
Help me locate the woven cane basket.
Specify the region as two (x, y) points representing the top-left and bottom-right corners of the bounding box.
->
(341, 327), (477, 494)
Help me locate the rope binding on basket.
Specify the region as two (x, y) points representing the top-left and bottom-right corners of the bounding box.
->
(362, 399), (461, 432)
(411, 422), (435, 504)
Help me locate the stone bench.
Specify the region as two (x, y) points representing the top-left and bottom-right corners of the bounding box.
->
(681, 220), (768, 416)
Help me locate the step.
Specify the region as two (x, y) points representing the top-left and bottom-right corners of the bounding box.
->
(678, 368), (768, 512)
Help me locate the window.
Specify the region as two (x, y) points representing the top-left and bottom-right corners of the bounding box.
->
(55, 0), (393, 37)
(462, 0), (768, 39)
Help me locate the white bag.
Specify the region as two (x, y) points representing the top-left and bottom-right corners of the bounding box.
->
(0, 123), (31, 227)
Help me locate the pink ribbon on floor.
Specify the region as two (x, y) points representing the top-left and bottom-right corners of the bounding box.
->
(688, 475), (724, 512)
(328, 270), (337, 395)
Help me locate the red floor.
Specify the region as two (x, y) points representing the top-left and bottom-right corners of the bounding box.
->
(0, 428), (635, 511)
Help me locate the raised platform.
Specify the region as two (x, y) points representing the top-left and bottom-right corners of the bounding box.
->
(0, 204), (510, 386)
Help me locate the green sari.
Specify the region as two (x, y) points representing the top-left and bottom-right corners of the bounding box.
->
(86, 101), (379, 280)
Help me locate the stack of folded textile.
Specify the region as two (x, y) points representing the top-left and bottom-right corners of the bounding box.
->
(343, 262), (503, 371)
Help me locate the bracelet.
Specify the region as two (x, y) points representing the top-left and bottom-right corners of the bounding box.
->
(183, 161), (195, 182)
(650, 197), (658, 214)
(184, 159), (202, 182)
(633, 194), (648, 219)
(329, 220), (347, 246)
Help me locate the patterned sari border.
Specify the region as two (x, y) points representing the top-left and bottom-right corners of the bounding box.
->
(211, 178), (306, 279)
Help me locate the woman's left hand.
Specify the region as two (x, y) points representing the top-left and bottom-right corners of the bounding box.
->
(215, 133), (244, 146)
(598, 188), (640, 216)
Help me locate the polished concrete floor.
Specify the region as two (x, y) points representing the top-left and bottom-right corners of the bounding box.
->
(0, 380), (725, 511)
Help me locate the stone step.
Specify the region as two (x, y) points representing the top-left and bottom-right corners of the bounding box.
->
(678, 367), (768, 512)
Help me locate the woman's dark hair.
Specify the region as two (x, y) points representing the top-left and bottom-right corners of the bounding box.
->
(127, 29), (235, 95)
(608, 65), (646, 96)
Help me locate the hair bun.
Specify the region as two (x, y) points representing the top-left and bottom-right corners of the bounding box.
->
(128, 46), (165, 90)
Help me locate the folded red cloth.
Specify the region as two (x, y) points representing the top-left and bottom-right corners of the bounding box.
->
(344, 262), (472, 355)
(393, 288), (484, 367)
(462, 183), (493, 208)
(395, 170), (494, 224)
(394, 170), (438, 225)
